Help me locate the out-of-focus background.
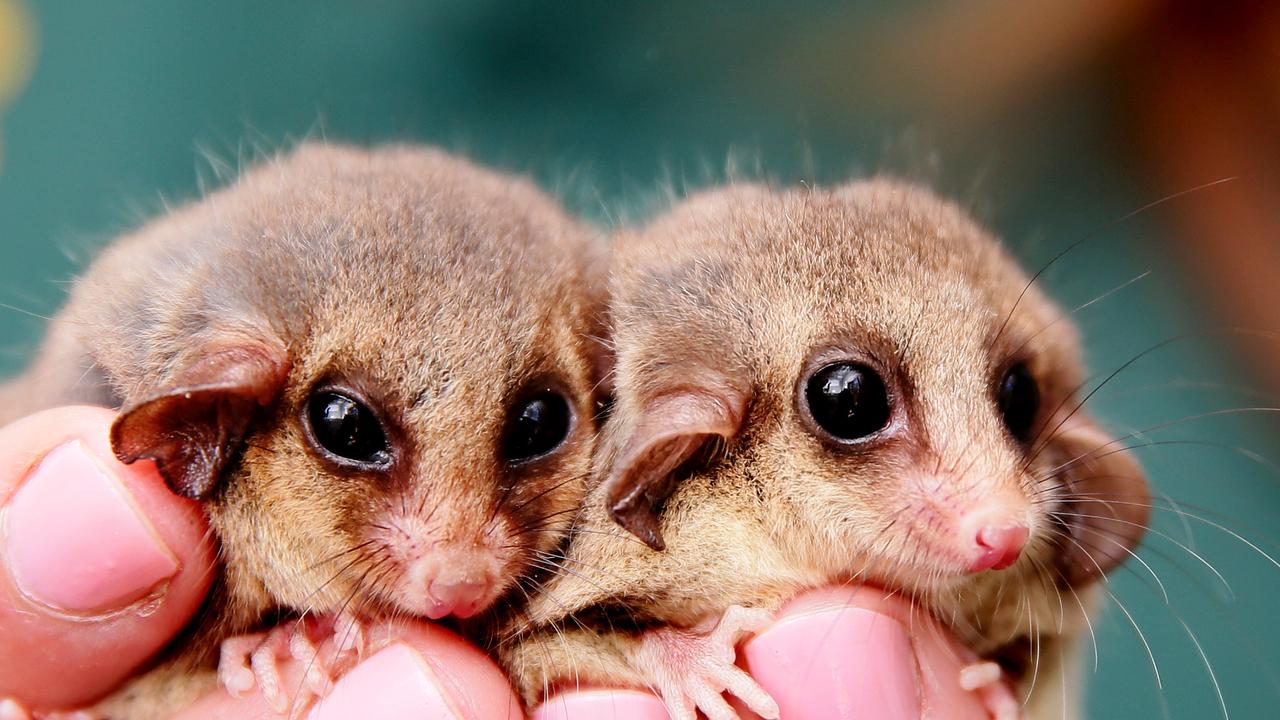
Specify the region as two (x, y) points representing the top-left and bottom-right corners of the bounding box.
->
(1, 1), (1278, 716)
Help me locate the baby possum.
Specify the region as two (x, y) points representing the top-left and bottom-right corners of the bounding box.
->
(500, 181), (1150, 719)
(0, 143), (607, 717)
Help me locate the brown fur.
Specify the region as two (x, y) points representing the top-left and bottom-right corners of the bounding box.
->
(0, 143), (608, 718)
(500, 181), (1148, 718)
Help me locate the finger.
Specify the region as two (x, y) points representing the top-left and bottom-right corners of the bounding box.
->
(177, 619), (526, 720)
(740, 585), (997, 720)
(0, 406), (216, 712)
(531, 689), (671, 720)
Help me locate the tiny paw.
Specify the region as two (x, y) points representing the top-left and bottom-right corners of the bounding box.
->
(219, 626), (293, 713)
(959, 661), (1023, 720)
(632, 605), (778, 720)
(217, 612), (370, 715)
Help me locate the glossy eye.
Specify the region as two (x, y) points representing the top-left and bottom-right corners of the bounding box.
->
(804, 363), (892, 441)
(306, 391), (392, 466)
(503, 391), (572, 462)
(998, 363), (1040, 442)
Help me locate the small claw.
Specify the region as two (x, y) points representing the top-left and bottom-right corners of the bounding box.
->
(715, 605), (774, 640)
(960, 661), (1025, 720)
(719, 663), (779, 719)
(218, 633), (266, 698)
(959, 661), (1003, 692)
(332, 611), (366, 660)
(250, 628), (291, 714)
(289, 628), (335, 698)
(658, 690), (696, 720)
(689, 677), (744, 720)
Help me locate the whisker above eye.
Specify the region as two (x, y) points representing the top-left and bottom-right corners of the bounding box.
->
(1024, 328), (1280, 472)
(990, 177), (1237, 360)
(1033, 406), (1280, 479)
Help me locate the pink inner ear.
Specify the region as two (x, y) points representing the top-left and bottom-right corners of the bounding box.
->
(110, 342), (290, 499)
(1053, 423), (1151, 585)
(605, 388), (746, 551)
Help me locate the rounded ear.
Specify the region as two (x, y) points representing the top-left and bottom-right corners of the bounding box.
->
(604, 389), (746, 551)
(1050, 422), (1150, 586)
(110, 342), (290, 499)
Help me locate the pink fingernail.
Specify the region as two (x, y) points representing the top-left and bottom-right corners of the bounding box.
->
(743, 606), (920, 720)
(308, 643), (508, 720)
(531, 690), (670, 720)
(4, 442), (178, 614)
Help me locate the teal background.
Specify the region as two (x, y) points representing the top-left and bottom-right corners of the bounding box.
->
(1, 2), (1277, 717)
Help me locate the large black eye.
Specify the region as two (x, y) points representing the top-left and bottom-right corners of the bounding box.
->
(804, 363), (892, 441)
(503, 391), (572, 462)
(998, 363), (1040, 442)
(306, 391), (391, 466)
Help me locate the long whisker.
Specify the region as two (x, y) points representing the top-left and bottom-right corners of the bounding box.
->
(1053, 510), (1233, 598)
(1180, 616), (1230, 720)
(990, 177), (1235, 354)
(1088, 498), (1280, 588)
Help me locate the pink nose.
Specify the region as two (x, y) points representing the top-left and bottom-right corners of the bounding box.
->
(969, 524), (1029, 573)
(426, 576), (493, 619)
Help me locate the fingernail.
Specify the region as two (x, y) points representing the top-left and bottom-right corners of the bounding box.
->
(308, 643), (468, 720)
(532, 690), (670, 720)
(4, 441), (179, 614)
(743, 606), (920, 720)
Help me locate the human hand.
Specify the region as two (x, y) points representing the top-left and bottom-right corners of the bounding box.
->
(0, 407), (1011, 719)
(0, 406), (215, 715)
(533, 585), (1019, 720)
(0, 407), (522, 720)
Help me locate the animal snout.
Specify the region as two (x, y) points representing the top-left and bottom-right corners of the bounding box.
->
(969, 523), (1029, 572)
(960, 507), (1030, 574)
(421, 552), (499, 619)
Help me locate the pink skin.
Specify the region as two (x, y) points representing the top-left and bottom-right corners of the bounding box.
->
(175, 621), (523, 720)
(872, 469), (1036, 582)
(972, 524), (1031, 573)
(0, 407), (215, 712)
(370, 507), (511, 620)
(532, 586), (1017, 719)
(0, 407), (1007, 718)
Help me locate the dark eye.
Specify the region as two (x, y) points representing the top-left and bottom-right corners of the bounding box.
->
(998, 363), (1040, 441)
(306, 391), (391, 466)
(503, 391), (572, 462)
(804, 363), (892, 441)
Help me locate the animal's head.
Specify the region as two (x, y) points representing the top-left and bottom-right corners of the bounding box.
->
(109, 144), (608, 620)
(599, 180), (1147, 639)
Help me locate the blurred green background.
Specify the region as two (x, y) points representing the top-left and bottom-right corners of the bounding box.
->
(2, 2), (1278, 717)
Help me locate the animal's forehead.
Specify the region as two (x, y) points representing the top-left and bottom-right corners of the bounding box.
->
(185, 144), (597, 417)
(621, 181), (1071, 377)
(290, 306), (570, 439)
(201, 146), (590, 341)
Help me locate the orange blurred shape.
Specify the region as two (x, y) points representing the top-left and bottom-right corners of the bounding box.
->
(0, 0), (35, 168)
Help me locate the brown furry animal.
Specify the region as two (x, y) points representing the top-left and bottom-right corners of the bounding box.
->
(500, 181), (1149, 720)
(0, 143), (608, 718)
